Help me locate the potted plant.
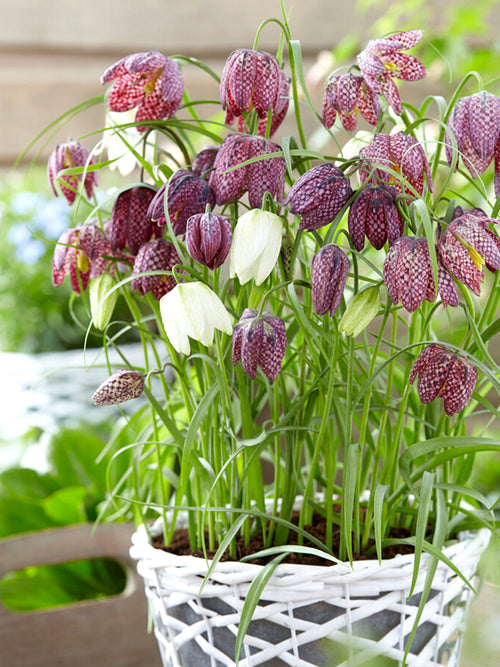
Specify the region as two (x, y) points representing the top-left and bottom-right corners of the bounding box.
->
(38, 4), (499, 665)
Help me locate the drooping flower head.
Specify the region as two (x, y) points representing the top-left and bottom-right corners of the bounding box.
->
(322, 73), (380, 131)
(232, 309), (287, 382)
(47, 141), (98, 206)
(92, 369), (145, 406)
(357, 30), (426, 114)
(101, 51), (184, 130)
(209, 134), (285, 209)
(410, 344), (478, 416)
(192, 146), (219, 179)
(284, 163), (353, 232)
(130, 238), (181, 301)
(110, 185), (161, 255)
(311, 244), (350, 317)
(185, 212), (232, 270)
(348, 183), (400, 251)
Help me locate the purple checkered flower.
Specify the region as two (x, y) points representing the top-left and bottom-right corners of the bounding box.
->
(410, 344), (477, 416)
(209, 134), (285, 209)
(147, 170), (215, 236)
(101, 51), (184, 130)
(192, 146), (219, 178)
(232, 308), (287, 382)
(322, 73), (380, 131)
(284, 163), (353, 232)
(357, 30), (426, 114)
(311, 245), (350, 317)
(110, 186), (160, 255)
(130, 238), (181, 301)
(437, 212), (500, 296)
(92, 369), (145, 406)
(445, 91), (500, 195)
(47, 141), (98, 206)
(348, 184), (400, 251)
(185, 212), (232, 270)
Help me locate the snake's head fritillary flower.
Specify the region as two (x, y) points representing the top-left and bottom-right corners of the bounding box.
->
(410, 344), (478, 416)
(185, 212), (232, 270)
(131, 238), (181, 301)
(284, 163), (353, 232)
(101, 51), (184, 130)
(348, 184), (400, 251)
(311, 245), (350, 317)
(256, 70), (290, 137)
(356, 30), (426, 114)
(147, 170), (215, 236)
(47, 141), (98, 206)
(89, 273), (119, 330)
(322, 73), (380, 131)
(229, 209), (283, 285)
(339, 286), (381, 338)
(232, 309), (287, 382)
(160, 282), (233, 355)
(437, 213), (500, 296)
(92, 369), (145, 406)
(445, 91), (500, 195)
(192, 146), (219, 179)
(209, 134), (285, 209)
(359, 131), (433, 196)
(110, 185), (160, 255)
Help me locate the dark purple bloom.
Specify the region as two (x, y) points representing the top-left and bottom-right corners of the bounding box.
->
(322, 73), (380, 131)
(311, 245), (350, 317)
(185, 212), (232, 269)
(92, 369), (145, 405)
(101, 51), (184, 130)
(209, 134), (285, 209)
(131, 238), (181, 300)
(410, 344), (478, 416)
(192, 146), (219, 178)
(47, 141), (98, 206)
(110, 186), (160, 255)
(284, 163), (353, 232)
(232, 308), (287, 382)
(148, 170), (215, 236)
(256, 70), (290, 137)
(348, 184), (400, 251)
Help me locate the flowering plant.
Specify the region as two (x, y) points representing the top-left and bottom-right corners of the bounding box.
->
(41, 3), (499, 619)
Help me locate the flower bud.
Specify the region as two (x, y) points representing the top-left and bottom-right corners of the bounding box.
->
(339, 286), (380, 337)
(311, 245), (350, 317)
(92, 369), (144, 405)
(185, 212), (232, 269)
(89, 274), (118, 330)
(232, 309), (287, 382)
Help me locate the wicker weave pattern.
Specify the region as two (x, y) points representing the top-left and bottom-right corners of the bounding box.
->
(130, 527), (489, 667)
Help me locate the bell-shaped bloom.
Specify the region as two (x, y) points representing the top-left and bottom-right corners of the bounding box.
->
(110, 185), (160, 255)
(101, 51), (184, 130)
(192, 146), (219, 178)
(232, 309), (287, 382)
(410, 344), (477, 416)
(359, 131), (433, 196)
(348, 184), (400, 251)
(208, 134), (286, 209)
(47, 141), (98, 206)
(284, 163), (353, 232)
(131, 238), (181, 301)
(229, 209), (283, 285)
(383, 236), (459, 311)
(89, 273), (118, 330)
(445, 91), (500, 195)
(148, 170), (215, 236)
(256, 70), (290, 137)
(339, 286), (380, 337)
(92, 369), (145, 406)
(356, 30), (426, 114)
(160, 281), (233, 355)
(437, 212), (500, 296)
(322, 73), (380, 131)
(311, 245), (350, 317)
(185, 212), (232, 270)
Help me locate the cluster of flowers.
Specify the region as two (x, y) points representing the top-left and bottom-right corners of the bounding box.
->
(48, 33), (500, 416)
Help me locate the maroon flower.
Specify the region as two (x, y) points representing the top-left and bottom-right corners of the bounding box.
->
(110, 186), (160, 255)
(47, 141), (98, 206)
(131, 238), (181, 300)
(445, 91), (500, 195)
(148, 170), (215, 236)
(311, 245), (350, 317)
(185, 212), (232, 270)
(437, 212), (500, 296)
(359, 131), (433, 196)
(255, 70), (290, 137)
(192, 146), (219, 178)
(92, 369), (145, 406)
(384, 236), (459, 312)
(356, 30), (426, 114)
(232, 308), (287, 382)
(322, 73), (380, 131)
(410, 344), (477, 416)
(209, 134), (285, 209)
(348, 184), (400, 251)
(101, 51), (184, 130)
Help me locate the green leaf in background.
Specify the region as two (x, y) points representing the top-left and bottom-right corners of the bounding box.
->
(42, 486), (89, 524)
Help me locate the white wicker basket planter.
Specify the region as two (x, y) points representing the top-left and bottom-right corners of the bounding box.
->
(130, 524), (489, 667)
